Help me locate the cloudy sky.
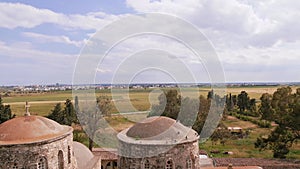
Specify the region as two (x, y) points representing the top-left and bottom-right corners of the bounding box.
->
(1, 0), (300, 85)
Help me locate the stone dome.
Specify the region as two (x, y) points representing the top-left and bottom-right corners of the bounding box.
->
(126, 116), (176, 139)
(73, 141), (94, 169)
(0, 115), (72, 145)
(124, 116), (198, 142)
(117, 116), (200, 167)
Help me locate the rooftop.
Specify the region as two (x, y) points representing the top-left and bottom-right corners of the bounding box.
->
(126, 116), (176, 139)
(73, 141), (94, 169)
(118, 116), (199, 145)
(0, 115), (72, 145)
(92, 148), (118, 160)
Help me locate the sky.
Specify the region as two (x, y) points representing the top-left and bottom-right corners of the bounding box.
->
(1, 0), (300, 85)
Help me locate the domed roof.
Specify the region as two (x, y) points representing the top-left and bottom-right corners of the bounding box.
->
(126, 116), (176, 138)
(0, 115), (72, 145)
(123, 116), (198, 142)
(73, 141), (94, 169)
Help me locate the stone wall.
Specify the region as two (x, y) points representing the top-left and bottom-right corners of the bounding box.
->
(118, 140), (199, 169)
(0, 133), (77, 169)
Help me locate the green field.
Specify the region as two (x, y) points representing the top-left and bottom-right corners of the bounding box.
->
(2, 86), (300, 159)
(3, 91), (72, 103)
(200, 115), (300, 159)
(9, 102), (58, 117)
(4, 86), (294, 116)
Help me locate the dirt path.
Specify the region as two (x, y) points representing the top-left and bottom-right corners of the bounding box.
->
(226, 115), (257, 129)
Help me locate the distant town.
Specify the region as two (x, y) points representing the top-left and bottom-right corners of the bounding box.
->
(1, 82), (300, 94)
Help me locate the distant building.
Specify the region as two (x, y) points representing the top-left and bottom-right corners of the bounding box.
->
(227, 127), (242, 134)
(117, 116), (200, 169)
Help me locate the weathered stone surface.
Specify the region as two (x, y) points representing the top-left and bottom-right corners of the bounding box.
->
(0, 133), (77, 169)
(118, 140), (199, 169)
(0, 115), (78, 169)
(117, 116), (200, 169)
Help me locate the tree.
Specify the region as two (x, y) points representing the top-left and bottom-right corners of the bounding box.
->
(47, 99), (77, 126)
(64, 99), (77, 125)
(237, 91), (250, 113)
(149, 89), (181, 119)
(149, 91), (167, 117)
(207, 90), (214, 99)
(232, 95), (237, 106)
(149, 90), (225, 139)
(249, 98), (258, 116)
(255, 87), (300, 158)
(163, 89), (181, 119)
(97, 96), (112, 117)
(0, 96), (3, 110)
(178, 97), (198, 127)
(226, 93), (234, 111)
(47, 103), (64, 124)
(259, 93), (274, 121)
(79, 96), (112, 150)
(0, 96), (14, 124)
(74, 96), (80, 116)
(0, 105), (14, 124)
(192, 95), (211, 134)
(271, 86), (293, 125)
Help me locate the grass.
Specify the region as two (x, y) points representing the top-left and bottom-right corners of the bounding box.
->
(3, 91), (72, 103)
(227, 85), (300, 100)
(199, 140), (273, 158)
(2, 86), (300, 159)
(223, 115), (257, 129)
(200, 115), (300, 159)
(10, 102), (58, 117)
(287, 149), (300, 159)
(3, 86), (289, 116)
(105, 115), (135, 132)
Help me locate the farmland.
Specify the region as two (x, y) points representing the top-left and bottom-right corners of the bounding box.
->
(1, 85), (300, 159)
(4, 86), (299, 116)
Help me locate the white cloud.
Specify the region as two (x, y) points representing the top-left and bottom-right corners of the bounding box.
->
(92, 33), (213, 83)
(0, 3), (64, 29)
(1, 1), (300, 83)
(63, 12), (121, 30)
(96, 68), (111, 73)
(126, 0), (300, 48)
(124, 0), (300, 82)
(0, 40), (75, 65)
(0, 40), (77, 85)
(0, 2), (119, 30)
(22, 32), (84, 47)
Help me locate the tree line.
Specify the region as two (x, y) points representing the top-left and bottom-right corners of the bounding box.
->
(149, 87), (300, 159)
(255, 87), (300, 158)
(2, 86), (298, 159)
(149, 89), (225, 136)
